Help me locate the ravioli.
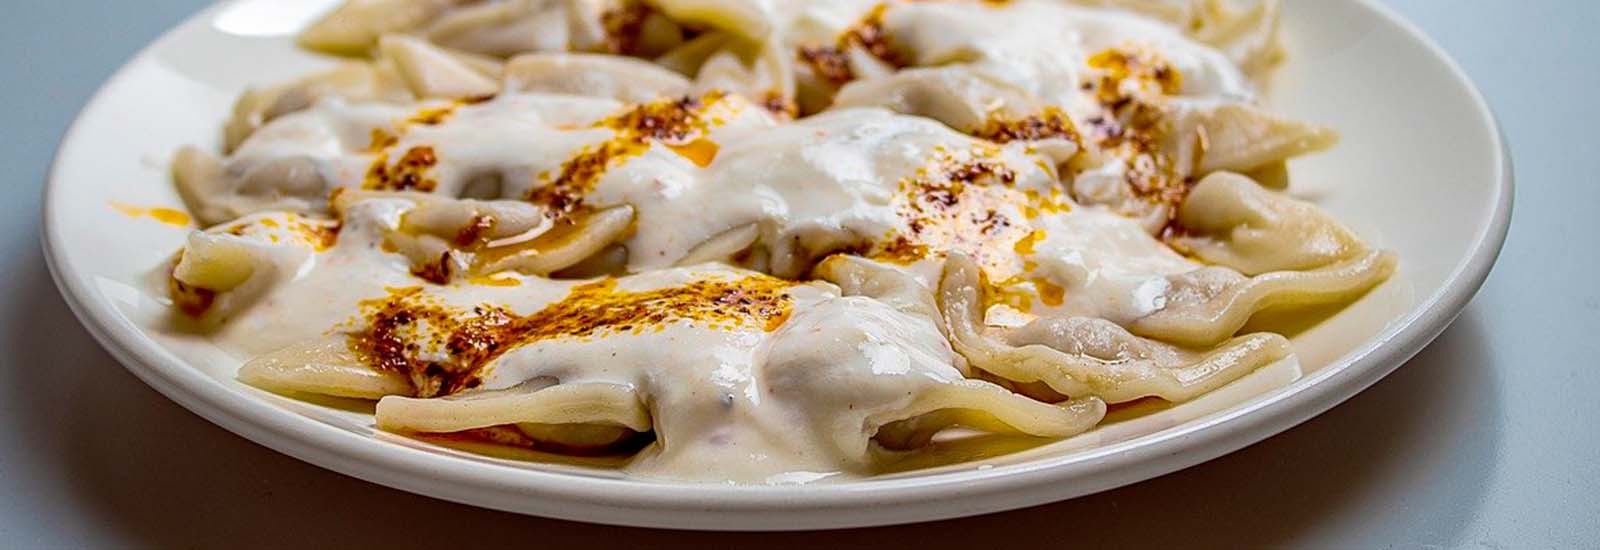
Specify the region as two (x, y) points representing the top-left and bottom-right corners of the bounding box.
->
(156, 0), (1393, 482)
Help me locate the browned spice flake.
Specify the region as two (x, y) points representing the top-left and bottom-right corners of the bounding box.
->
(349, 276), (796, 397)
(408, 105), (457, 126)
(760, 91), (798, 119)
(798, 45), (854, 83)
(167, 263), (217, 317)
(857, 146), (1081, 313)
(601, 1), (654, 55)
(221, 215), (340, 251)
(1078, 47), (1196, 226)
(364, 146), (439, 192)
(974, 108), (1083, 146)
(411, 251), (455, 285)
(798, 3), (906, 84)
(1086, 48), (1184, 102)
(367, 128), (398, 152)
(358, 102), (464, 187)
(454, 215), (496, 248)
(528, 91), (729, 217)
(867, 148), (1034, 276)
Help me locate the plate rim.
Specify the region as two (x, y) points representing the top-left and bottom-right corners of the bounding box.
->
(39, 0), (1513, 530)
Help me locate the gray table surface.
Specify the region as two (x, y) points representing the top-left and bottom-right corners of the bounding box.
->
(3, 1), (1596, 548)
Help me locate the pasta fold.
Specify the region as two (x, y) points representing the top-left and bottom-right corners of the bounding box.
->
(830, 67), (1052, 138)
(298, 0), (470, 56)
(159, 0), (1402, 480)
(239, 335), (412, 399)
(299, 0), (617, 58)
(937, 254), (1292, 403)
(504, 53), (693, 101)
(1173, 171), (1368, 275)
(222, 62), (411, 154)
(1168, 101), (1339, 176)
(166, 212), (335, 323)
(1128, 249), (1396, 347)
(1066, 0), (1284, 75)
(377, 381), (654, 435)
(379, 34), (502, 99)
(420, 0), (613, 57)
(231, 253), (1102, 476)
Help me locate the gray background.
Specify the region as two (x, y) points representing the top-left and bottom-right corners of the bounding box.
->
(2, 1), (1595, 547)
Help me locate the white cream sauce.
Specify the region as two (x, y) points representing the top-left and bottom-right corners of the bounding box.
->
(880, 1), (1257, 109)
(219, 94), (1072, 272)
(171, 0), (1293, 482)
(201, 202), (1000, 482)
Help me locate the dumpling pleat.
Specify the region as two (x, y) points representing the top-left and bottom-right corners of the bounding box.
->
(376, 381), (653, 435)
(869, 382), (1106, 451)
(378, 34), (501, 99)
(298, 0), (467, 56)
(830, 67), (1048, 135)
(937, 254), (1292, 403)
(504, 53), (693, 102)
(239, 336), (412, 400)
(1130, 249), (1397, 347)
(1171, 101), (1338, 176)
(1175, 171), (1369, 275)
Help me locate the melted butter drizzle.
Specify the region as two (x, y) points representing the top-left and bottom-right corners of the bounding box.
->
(166, 214), (342, 318)
(110, 201), (192, 227)
(973, 108), (1083, 146)
(361, 92), (733, 216)
(871, 147), (1026, 272)
(223, 214), (341, 251)
(401, 207), (621, 284)
(528, 91), (732, 217)
(863, 146), (1070, 307)
(350, 274), (796, 397)
(1077, 47), (1194, 224)
(798, 3), (907, 84)
(600, 0), (655, 56)
(361, 103), (463, 191)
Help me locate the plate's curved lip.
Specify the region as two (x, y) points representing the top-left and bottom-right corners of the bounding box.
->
(40, 0), (1512, 531)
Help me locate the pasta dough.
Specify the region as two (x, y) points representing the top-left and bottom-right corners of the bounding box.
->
(221, 202), (1102, 480)
(152, 0), (1396, 482)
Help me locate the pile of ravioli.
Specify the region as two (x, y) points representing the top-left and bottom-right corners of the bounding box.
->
(163, 0), (1395, 483)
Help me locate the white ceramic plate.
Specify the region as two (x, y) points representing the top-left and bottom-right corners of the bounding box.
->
(42, 0), (1510, 530)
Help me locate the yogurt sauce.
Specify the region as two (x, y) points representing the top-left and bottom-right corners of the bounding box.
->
(165, 0), (1313, 483)
(199, 199), (1104, 482)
